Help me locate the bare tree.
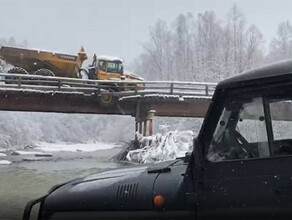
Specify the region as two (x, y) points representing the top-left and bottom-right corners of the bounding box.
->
(268, 20), (292, 62)
(139, 19), (173, 80)
(172, 13), (196, 81)
(227, 4), (246, 73)
(194, 11), (224, 82)
(245, 24), (264, 69)
(134, 5), (268, 83)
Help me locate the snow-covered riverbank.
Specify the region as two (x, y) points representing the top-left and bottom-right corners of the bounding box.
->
(34, 142), (118, 152)
(0, 141), (121, 166)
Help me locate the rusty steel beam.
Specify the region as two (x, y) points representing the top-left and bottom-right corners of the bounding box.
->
(122, 96), (211, 118)
(0, 89), (211, 118)
(0, 90), (133, 115)
(145, 100), (210, 117)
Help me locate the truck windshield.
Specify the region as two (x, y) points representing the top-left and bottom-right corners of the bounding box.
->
(107, 61), (123, 73)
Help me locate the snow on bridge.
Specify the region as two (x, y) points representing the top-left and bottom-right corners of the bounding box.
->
(0, 73), (216, 118)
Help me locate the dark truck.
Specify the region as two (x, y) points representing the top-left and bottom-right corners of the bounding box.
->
(23, 59), (292, 219)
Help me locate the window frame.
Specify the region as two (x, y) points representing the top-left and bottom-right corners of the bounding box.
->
(107, 61), (123, 74)
(203, 81), (292, 163)
(98, 60), (106, 72)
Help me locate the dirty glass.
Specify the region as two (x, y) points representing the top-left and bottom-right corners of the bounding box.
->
(269, 99), (292, 156)
(208, 97), (269, 162)
(98, 60), (106, 71)
(107, 61), (122, 73)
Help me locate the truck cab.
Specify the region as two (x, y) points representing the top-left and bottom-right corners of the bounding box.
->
(87, 54), (143, 82)
(24, 59), (292, 219)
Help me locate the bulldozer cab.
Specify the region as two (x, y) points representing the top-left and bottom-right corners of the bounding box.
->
(91, 54), (124, 80)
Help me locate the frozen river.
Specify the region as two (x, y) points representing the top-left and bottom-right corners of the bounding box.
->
(0, 143), (126, 220)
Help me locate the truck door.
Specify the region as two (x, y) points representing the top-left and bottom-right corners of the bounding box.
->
(198, 94), (288, 219)
(97, 60), (107, 80)
(266, 97), (292, 215)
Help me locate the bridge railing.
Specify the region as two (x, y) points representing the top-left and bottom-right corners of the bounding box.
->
(0, 73), (217, 97)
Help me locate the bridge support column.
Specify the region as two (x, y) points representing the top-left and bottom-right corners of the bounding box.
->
(139, 122), (143, 134)
(143, 121), (147, 136)
(135, 122), (138, 133)
(147, 110), (156, 136)
(134, 100), (156, 138)
(135, 100), (141, 140)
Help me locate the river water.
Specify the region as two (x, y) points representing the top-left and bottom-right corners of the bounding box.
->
(0, 146), (125, 220)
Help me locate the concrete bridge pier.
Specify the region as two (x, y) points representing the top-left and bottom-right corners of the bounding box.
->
(135, 112), (155, 137)
(135, 100), (156, 138)
(147, 110), (155, 136)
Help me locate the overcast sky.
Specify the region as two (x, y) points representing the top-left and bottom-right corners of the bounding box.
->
(0, 0), (291, 64)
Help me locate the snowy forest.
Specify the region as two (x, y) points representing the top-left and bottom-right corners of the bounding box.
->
(2, 5), (292, 82)
(0, 4), (292, 149)
(133, 5), (292, 82)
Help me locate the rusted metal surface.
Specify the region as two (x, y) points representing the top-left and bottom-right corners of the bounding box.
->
(0, 89), (127, 115)
(0, 73), (214, 118)
(0, 73), (216, 97)
(124, 96), (211, 118)
(0, 89), (211, 118)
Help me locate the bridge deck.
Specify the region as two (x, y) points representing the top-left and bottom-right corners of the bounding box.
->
(0, 73), (215, 118)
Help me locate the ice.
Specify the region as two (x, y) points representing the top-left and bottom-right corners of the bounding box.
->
(35, 142), (118, 152)
(0, 152), (6, 157)
(12, 150), (43, 155)
(126, 130), (194, 163)
(0, 160), (11, 165)
(11, 150), (53, 157)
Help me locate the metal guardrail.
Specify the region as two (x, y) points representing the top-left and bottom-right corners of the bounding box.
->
(0, 73), (217, 98)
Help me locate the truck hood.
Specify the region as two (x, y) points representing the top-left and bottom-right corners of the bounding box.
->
(42, 160), (182, 213)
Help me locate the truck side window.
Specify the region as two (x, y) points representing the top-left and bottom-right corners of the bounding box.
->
(208, 97), (269, 162)
(269, 99), (292, 156)
(99, 61), (106, 71)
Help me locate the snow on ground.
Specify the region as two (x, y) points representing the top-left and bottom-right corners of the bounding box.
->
(119, 94), (213, 101)
(126, 130), (194, 164)
(0, 142), (119, 165)
(12, 151), (44, 155)
(34, 142), (118, 152)
(0, 160), (11, 165)
(0, 112), (134, 150)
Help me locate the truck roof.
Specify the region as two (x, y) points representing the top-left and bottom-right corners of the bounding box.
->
(97, 55), (123, 62)
(217, 59), (292, 89)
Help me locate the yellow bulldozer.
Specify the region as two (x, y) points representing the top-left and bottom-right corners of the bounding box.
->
(0, 46), (144, 107)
